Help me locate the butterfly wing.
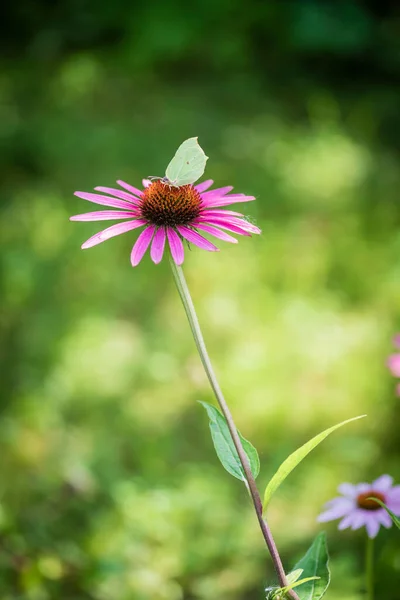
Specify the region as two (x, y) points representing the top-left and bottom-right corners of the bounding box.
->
(165, 137), (208, 186)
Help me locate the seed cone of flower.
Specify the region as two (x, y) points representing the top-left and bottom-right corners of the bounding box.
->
(70, 178), (261, 266)
(318, 475), (400, 538)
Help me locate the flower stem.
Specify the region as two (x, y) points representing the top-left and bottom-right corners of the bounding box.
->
(365, 536), (374, 600)
(170, 259), (299, 600)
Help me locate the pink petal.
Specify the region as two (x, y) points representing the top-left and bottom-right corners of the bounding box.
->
(74, 191), (138, 211)
(81, 219), (146, 249)
(372, 475), (393, 492)
(130, 226), (155, 266)
(150, 227), (166, 264)
(219, 216), (261, 234)
(195, 179), (214, 193)
(95, 186), (141, 204)
(196, 215), (261, 234)
(393, 334), (400, 349)
(199, 209), (245, 218)
(177, 226), (219, 252)
(195, 218), (251, 237)
(201, 186), (234, 200)
(167, 228), (184, 265)
(202, 194), (256, 208)
(70, 210), (139, 222)
(142, 179), (151, 188)
(116, 180), (144, 197)
(364, 514), (381, 538)
(195, 223), (238, 243)
(387, 354), (400, 376)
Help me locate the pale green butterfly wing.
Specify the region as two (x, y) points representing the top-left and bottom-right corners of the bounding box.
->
(165, 137), (208, 186)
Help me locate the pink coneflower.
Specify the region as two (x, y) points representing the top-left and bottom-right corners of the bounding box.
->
(387, 334), (400, 395)
(318, 475), (400, 538)
(70, 179), (260, 266)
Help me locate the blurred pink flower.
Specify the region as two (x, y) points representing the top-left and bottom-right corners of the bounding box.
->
(388, 355), (400, 377)
(387, 334), (400, 394)
(318, 475), (400, 538)
(71, 179), (260, 266)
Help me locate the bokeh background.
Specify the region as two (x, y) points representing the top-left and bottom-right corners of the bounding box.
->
(1, 1), (400, 598)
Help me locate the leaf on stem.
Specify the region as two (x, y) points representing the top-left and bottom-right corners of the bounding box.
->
(262, 415), (366, 514)
(289, 532), (330, 600)
(199, 401), (260, 481)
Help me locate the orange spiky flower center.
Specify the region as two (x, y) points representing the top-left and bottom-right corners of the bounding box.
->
(140, 181), (202, 226)
(357, 491), (385, 511)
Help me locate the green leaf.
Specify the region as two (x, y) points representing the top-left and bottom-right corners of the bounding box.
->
(262, 415), (366, 513)
(199, 401), (260, 481)
(368, 498), (400, 530)
(290, 533), (330, 600)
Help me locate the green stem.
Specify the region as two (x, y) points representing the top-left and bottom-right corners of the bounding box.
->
(365, 536), (374, 600)
(170, 259), (299, 600)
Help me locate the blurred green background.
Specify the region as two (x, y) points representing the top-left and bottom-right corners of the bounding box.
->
(1, 1), (400, 598)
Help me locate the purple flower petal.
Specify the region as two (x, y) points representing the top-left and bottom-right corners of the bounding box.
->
(177, 226), (219, 252)
(219, 216), (261, 234)
(388, 485), (400, 499)
(387, 486), (400, 507)
(337, 483), (359, 498)
(116, 180), (144, 197)
(200, 209), (245, 218)
(386, 500), (400, 515)
(130, 225), (155, 266)
(387, 354), (400, 376)
(338, 513), (357, 530)
(81, 219), (147, 249)
(349, 509), (368, 530)
(195, 223), (238, 243)
(378, 510), (393, 528)
(195, 179), (214, 193)
(202, 194), (256, 208)
(353, 483), (371, 495)
(74, 192), (138, 211)
(95, 186), (141, 204)
(364, 514), (381, 538)
(195, 218), (251, 237)
(201, 186), (234, 200)
(317, 498), (354, 522)
(372, 474), (393, 492)
(150, 227), (166, 264)
(70, 210), (139, 222)
(167, 228), (184, 265)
